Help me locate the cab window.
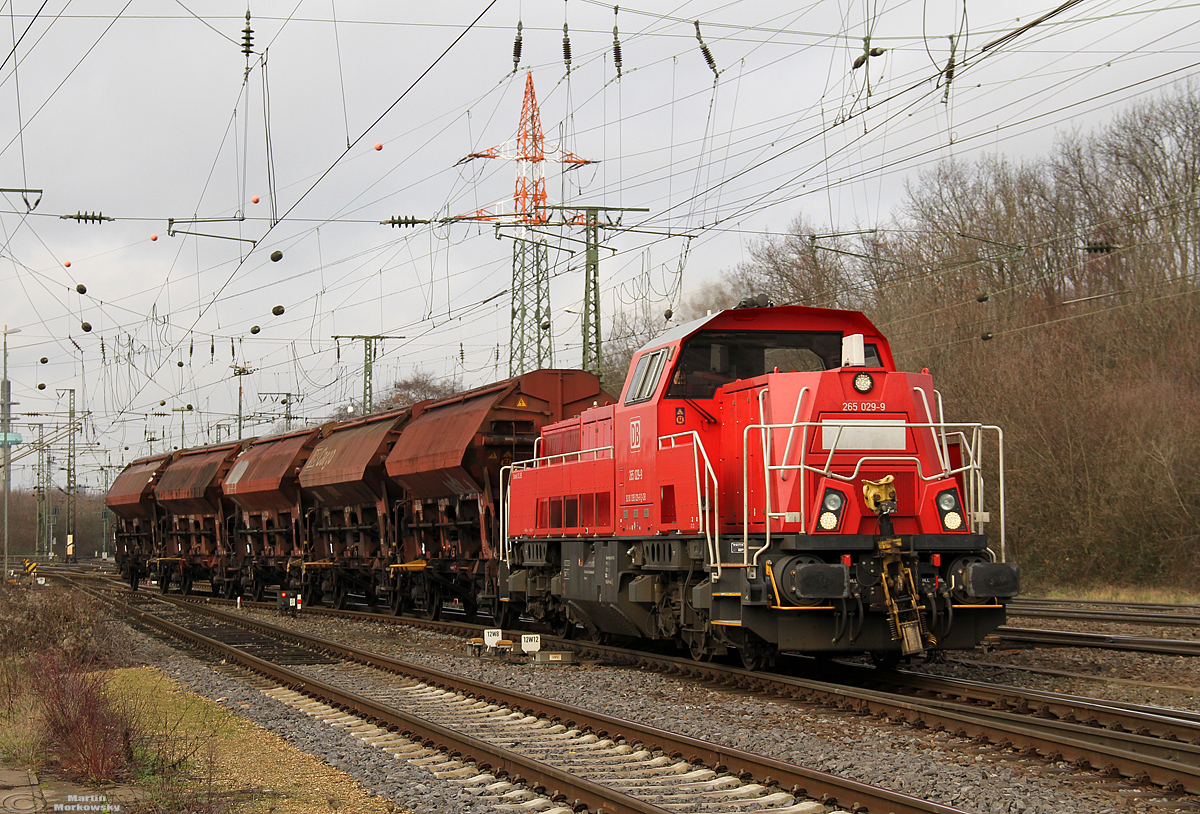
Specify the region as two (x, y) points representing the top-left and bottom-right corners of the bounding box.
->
(624, 348), (669, 405)
(666, 330), (843, 399)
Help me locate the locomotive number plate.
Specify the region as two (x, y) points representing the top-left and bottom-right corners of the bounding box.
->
(841, 402), (887, 411)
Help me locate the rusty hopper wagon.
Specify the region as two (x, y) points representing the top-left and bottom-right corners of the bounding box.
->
(107, 452), (172, 590)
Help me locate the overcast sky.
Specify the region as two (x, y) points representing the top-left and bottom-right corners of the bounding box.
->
(1, 0), (1196, 487)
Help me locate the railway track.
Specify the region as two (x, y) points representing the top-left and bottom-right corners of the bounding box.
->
(991, 627), (1200, 657)
(1006, 598), (1200, 628)
(88, 579), (1200, 798)
(118, 576), (1200, 658)
(77, 579), (974, 814)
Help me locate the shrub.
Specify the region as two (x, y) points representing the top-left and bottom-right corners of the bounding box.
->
(26, 651), (137, 782)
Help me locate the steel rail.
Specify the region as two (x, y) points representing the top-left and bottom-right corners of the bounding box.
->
(882, 669), (1200, 732)
(1009, 598), (1200, 613)
(993, 627), (1200, 657)
(81, 586), (676, 814)
(83, 579), (1200, 793)
(154, 595), (970, 814)
(1006, 605), (1200, 627)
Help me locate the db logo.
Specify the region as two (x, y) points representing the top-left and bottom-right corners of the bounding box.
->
(629, 418), (642, 451)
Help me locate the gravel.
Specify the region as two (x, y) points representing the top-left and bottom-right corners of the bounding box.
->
(124, 606), (1200, 814)
(121, 629), (497, 814)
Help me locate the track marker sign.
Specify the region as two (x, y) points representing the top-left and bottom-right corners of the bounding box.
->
(484, 628), (503, 648)
(521, 634), (541, 653)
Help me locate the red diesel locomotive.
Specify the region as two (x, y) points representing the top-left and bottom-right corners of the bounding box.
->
(502, 297), (1018, 667)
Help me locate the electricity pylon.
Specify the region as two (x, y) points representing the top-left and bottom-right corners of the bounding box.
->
(455, 72), (595, 376)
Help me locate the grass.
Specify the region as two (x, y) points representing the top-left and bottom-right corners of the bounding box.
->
(108, 668), (396, 814)
(107, 667), (237, 814)
(0, 586), (395, 813)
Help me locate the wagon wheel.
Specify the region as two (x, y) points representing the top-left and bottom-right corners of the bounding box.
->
(158, 569), (173, 595)
(331, 582), (349, 610)
(180, 574), (194, 596)
(249, 579), (266, 603)
(222, 580), (241, 600)
(421, 581), (443, 621)
(389, 579), (412, 617)
(364, 586), (379, 608)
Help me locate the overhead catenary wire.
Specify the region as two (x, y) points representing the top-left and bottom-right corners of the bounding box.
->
(1, 2), (1196, 472)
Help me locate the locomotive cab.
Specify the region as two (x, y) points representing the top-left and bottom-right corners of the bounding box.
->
(504, 299), (1018, 668)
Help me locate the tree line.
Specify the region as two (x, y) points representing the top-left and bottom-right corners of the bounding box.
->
(603, 81), (1200, 591)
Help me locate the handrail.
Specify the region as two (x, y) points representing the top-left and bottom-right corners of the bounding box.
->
(742, 418), (1006, 569)
(502, 444), (617, 566)
(659, 432), (720, 579)
(778, 387), (810, 481)
(911, 386), (949, 475)
(499, 463), (512, 564)
(741, 388), (771, 568)
(509, 444), (615, 470)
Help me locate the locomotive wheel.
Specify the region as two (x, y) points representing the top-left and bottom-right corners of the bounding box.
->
(870, 650), (902, 670)
(552, 613), (575, 640)
(497, 599), (521, 629)
(738, 643), (774, 671)
(688, 636), (714, 662)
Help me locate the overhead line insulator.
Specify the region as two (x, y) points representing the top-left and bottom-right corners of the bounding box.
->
(562, 23), (572, 73)
(613, 6), (622, 77)
(241, 10), (254, 56)
(380, 215), (426, 227)
(694, 21), (717, 78)
(60, 211), (113, 224)
(512, 20), (523, 73)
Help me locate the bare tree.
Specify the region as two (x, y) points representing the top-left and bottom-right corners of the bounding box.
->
(375, 370), (464, 411)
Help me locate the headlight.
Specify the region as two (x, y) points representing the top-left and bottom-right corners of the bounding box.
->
(853, 372), (874, 394)
(816, 488), (848, 532)
(936, 488), (965, 532)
